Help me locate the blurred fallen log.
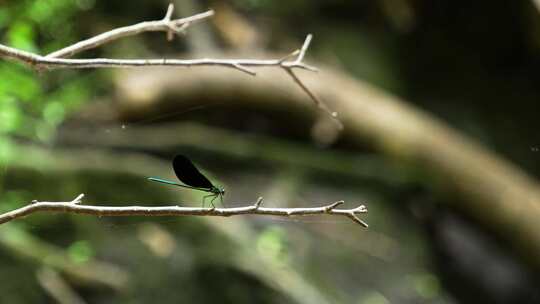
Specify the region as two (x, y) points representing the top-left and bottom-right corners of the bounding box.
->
(0, 225), (129, 290)
(57, 122), (410, 185)
(36, 267), (88, 304)
(109, 60), (540, 267)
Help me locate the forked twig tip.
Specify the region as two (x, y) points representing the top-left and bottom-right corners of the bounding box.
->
(355, 205), (368, 213)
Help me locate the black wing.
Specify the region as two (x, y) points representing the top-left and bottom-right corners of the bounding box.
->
(172, 154), (214, 189)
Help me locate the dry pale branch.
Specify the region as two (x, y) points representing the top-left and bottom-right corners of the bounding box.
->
(0, 194), (368, 227)
(46, 4), (214, 59)
(0, 4), (340, 126)
(36, 268), (87, 304)
(280, 35), (343, 129)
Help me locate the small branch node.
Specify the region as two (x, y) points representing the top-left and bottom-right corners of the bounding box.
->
(72, 193), (85, 204)
(233, 63), (257, 76)
(166, 31), (174, 42)
(278, 50), (300, 64)
(325, 200), (344, 211)
(164, 4), (175, 40)
(178, 22), (191, 33)
(255, 197), (264, 208)
(297, 63), (319, 73)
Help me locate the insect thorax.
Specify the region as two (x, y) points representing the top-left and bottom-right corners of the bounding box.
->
(211, 186), (225, 195)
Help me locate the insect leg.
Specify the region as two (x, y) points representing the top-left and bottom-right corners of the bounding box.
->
(209, 195), (218, 209)
(202, 194), (214, 208)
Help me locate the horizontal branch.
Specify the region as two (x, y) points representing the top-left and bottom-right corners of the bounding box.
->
(0, 46), (316, 72)
(0, 194), (368, 227)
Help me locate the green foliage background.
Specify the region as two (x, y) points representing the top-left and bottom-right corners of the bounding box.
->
(0, 0), (97, 162)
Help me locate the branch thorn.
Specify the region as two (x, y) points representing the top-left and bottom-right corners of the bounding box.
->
(255, 197), (264, 208)
(325, 200), (344, 211)
(72, 193), (85, 204)
(233, 63), (257, 76)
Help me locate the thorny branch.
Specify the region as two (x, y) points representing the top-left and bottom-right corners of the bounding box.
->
(0, 194), (368, 227)
(0, 4), (341, 127)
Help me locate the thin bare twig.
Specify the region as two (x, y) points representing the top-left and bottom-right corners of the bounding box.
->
(285, 68), (343, 130)
(255, 197), (264, 208)
(280, 34), (343, 130)
(46, 4), (214, 58)
(0, 43), (317, 71)
(0, 5), (341, 126)
(296, 33), (312, 63)
(0, 194), (368, 227)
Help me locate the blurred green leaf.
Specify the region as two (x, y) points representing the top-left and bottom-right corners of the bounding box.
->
(409, 272), (441, 299)
(0, 224), (28, 244)
(35, 121), (55, 142)
(47, 76), (91, 110)
(0, 64), (42, 101)
(0, 1), (101, 144)
(7, 21), (37, 52)
(43, 101), (65, 126)
(0, 7), (9, 29)
(28, 0), (80, 23)
(0, 98), (23, 133)
(67, 240), (95, 263)
(0, 136), (15, 165)
(0, 190), (31, 213)
(27, 1), (56, 23)
(256, 226), (289, 264)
